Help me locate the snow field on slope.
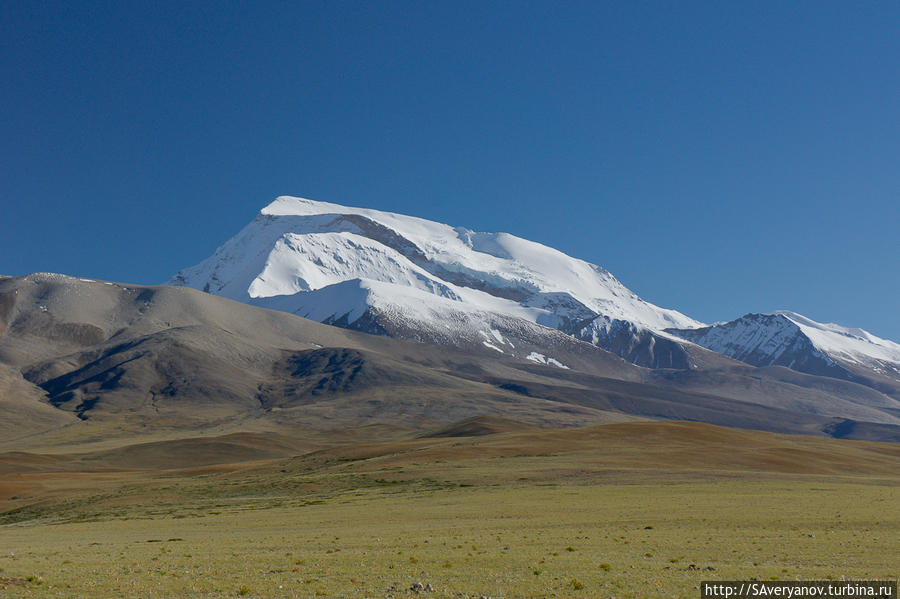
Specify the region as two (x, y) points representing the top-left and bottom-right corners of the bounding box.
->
(184, 196), (702, 332)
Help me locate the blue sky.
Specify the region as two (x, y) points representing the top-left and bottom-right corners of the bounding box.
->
(2, 1), (898, 339)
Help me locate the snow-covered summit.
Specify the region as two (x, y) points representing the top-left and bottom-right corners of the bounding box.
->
(668, 311), (900, 382)
(772, 311), (900, 364)
(170, 196), (702, 363)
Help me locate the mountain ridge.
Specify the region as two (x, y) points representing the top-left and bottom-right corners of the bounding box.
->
(668, 311), (900, 394)
(5, 273), (900, 451)
(169, 196), (900, 388)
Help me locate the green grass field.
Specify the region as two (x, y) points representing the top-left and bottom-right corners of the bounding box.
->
(1, 421), (898, 598)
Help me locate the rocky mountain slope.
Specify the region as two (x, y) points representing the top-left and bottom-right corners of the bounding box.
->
(0, 273), (637, 448)
(3, 274), (900, 451)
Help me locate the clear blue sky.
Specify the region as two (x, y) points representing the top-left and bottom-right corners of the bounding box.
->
(2, 1), (898, 339)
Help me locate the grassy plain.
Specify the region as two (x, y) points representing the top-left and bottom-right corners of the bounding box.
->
(1, 421), (898, 598)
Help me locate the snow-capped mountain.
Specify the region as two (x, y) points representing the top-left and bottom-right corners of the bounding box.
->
(170, 196), (704, 367)
(668, 311), (900, 385)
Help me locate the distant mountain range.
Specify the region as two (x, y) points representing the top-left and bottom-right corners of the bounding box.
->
(171, 196), (900, 393)
(4, 273), (900, 450)
(3, 196), (899, 450)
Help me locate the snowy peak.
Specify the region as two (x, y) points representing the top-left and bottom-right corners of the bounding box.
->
(258, 197), (701, 330)
(668, 312), (814, 363)
(168, 196), (900, 386)
(775, 311), (900, 370)
(668, 311), (900, 383)
(170, 196), (702, 365)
